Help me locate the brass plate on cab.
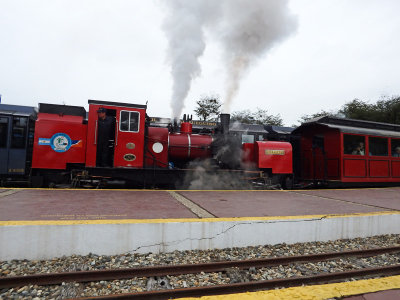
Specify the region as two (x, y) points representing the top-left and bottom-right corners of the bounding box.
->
(265, 149), (285, 155)
(124, 153), (136, 161)
(126, 142), (135, 149)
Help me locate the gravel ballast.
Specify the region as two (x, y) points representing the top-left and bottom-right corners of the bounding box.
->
(1, 234), (400, 299)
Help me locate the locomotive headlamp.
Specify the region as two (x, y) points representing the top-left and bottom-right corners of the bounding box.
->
(152, 142), (164, 154)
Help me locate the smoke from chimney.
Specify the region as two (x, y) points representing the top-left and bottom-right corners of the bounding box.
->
(162, 0), (220, 119)
(219, 0), (297, 113)
(162, 0), (297, 118)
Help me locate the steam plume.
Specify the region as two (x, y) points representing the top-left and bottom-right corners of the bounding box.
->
(162, 0), (297, 118)
(220, 0), (297, 112)
(162, 0), (220, 119)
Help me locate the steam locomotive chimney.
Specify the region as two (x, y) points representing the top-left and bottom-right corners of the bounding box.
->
(173, 118), (179, 132)
(180, 113), (192, 133)
(220, 113), (230, 135)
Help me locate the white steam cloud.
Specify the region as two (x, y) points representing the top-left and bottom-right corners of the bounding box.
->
(162, 0), (297, 118)
(162, 0), (220, 119)
(219, 0), (298, 113)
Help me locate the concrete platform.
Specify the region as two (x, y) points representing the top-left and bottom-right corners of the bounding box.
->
(0, 189), (197, 221)
(0, 187), (400, 260)
(1, 187), (399, 221)
(179, 190), (383, 217)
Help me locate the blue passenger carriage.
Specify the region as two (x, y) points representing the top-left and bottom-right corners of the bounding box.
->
(0, 104), (36, 183)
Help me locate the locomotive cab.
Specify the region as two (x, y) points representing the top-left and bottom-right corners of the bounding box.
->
(86, 100), (147, 168)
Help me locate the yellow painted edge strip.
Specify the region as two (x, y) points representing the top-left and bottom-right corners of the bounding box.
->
(177, 275), (400, 300)
(0, 210), (398, 226)
(0, 187), (399, 192)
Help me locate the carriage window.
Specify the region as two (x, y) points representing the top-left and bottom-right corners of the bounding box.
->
(242, 134), (254, 144)
(343, 134), (365, 155)
(0, 117), (8, 148)
(391, 139), (400, 157)
(11, 117), (27, 149)
(369, 137), (388, 156)
(119, 111), (139, 132)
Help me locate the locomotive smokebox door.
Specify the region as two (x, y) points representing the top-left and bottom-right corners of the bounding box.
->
(86, 100), (146, 168)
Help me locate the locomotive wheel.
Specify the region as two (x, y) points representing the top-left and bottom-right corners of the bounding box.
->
(283, 176), (294, 190)
(29, 175), (44, 188)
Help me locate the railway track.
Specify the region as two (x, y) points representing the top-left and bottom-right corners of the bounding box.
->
(2, 246), (400, 299)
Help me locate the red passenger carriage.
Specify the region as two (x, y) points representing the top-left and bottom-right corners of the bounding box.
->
(293, 116), (400, 186)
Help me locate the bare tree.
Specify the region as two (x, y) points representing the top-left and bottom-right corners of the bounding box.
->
(231, 108), (283, 126)
(297, 110), (336, 124)
(194, 94), (222, 121)
(339, 96), (400, 124)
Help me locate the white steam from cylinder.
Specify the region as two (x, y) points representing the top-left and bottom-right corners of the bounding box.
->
(162, 0), (297, 118)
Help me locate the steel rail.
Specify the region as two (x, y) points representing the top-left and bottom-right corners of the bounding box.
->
(79, 264), (400, 300)
(1, 245), (400, 289)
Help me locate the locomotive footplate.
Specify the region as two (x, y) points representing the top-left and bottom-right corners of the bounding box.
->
(71, 167), (269, 189)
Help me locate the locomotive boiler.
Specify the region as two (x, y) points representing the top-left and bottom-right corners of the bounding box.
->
(168, 115), (213, 163)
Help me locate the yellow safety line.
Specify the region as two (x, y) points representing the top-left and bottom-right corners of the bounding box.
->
(0, 187), (399, 192)
(177, 275), (400, 300)
(0, 210), (398, 226)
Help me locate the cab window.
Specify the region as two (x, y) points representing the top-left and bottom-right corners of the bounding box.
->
(242, 134), (254, 144)
(343, 134), (365, 155)
(120, 111), (139, 132)
(369, 137), (388, 156)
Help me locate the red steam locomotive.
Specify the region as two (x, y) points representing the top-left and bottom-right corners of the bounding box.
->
(0, 100), (292, 188)
(1, 99), (400, 189)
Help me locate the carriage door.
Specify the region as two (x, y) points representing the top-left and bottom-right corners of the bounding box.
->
(0, 116), (10, 174)
(312, 135), (325, 180)
(8, 116), (29, 174)
(113, 109), (145, 168)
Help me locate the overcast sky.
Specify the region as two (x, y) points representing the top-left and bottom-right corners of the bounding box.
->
(1, 0), (399, 125)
